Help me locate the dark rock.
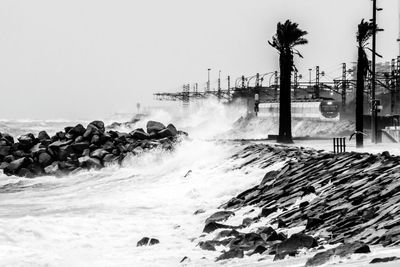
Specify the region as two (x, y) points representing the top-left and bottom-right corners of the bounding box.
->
(0, 145), (11, 157)
(260, 206), (278, 217)
(146, 121), (166, 134)
(136, 237), (149, 246)
(305, 250), (335, 266)
(249, 245), (267, 255)
(130, 129), (150, 140)
(149, 238), (159, 245)
(57, 145), (74, 161)
(49, 140), (72, 149)
(17, 168), (34, 178)
(68, 124), (86, 136)
(305, 242), (370, 266)
(166, 124), (178, 136)
(55, 131), (66, 140)
(277, 219), (287, 228)
(194, 209), (205, 215)
(90, 149), (108, 159)
(299, 201), (309, 209)
(89, 121), (105, 133)
(91, 135), (100, 145)
(203, 221), (235, 233)
(17, 133), (35, 144)
(156, 128), (174, 139)
(198, 241), (216, 251)
(276, 233), (318, 256)
(70, 142), (90, 153)
(215, 248), (244, 261)
(306, 217), (324, 230)
(103, 154), (118, 164)
(4, 157), (29, 174)
(267, 232), (287, 242)
(136, 237), (159, 246)
(370, 257), (400, 264)
(37, 131), (50, 141)
(256, 226), (276, 236)
(38, 152), (53, 167)
(3, 155), (14, 163)
(215, 229), (240, 239)
(354, 244), (371, 253)
(180, 256), (190, 263)
(205, 211), (235, 224)
(241, 217), (254, 227)
(78, 156), (102, 169)
(0, 162), (9, 169)
(44, 161), (60, 175)
(1, 133), (14, 145)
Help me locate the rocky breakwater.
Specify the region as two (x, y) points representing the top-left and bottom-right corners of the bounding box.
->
(0, 120), (186, 178)
(197, 144), (400, 265)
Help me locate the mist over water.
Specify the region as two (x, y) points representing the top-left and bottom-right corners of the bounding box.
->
(0, 100), (398, 266)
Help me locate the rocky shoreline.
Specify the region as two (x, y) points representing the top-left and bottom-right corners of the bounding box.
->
(0, 120), (186, 178)
(197, 143), (400, 265)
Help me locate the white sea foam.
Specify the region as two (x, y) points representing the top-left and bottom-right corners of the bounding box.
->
(0, 101), (399, 266)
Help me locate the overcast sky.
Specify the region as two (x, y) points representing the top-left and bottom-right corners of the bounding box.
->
(0, 0), (398, 120)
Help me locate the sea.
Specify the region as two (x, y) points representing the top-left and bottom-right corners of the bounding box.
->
(0, 99), (399, 266)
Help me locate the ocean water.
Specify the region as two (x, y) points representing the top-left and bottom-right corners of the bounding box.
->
(0, 99), (399, 266)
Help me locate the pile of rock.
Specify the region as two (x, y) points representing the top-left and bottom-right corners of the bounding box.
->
(198, 144), (400, 264)
(0, 120), (186, 178)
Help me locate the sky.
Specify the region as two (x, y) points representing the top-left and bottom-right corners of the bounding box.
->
(0, 0), (399, 120)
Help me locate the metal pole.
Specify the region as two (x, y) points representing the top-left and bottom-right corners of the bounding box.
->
(342, 63), (347, 112)
(372, 0), (377, 143)
(316, 66), (320, 98)
(274, 71), (278, 100)
(308, 68), (312, 86)
(207, 68), (211, 92)
(294, 70), (298, 99)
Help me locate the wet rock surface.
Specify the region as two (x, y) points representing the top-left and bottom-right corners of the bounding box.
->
(0, 120), (186, 178)
(198, 143), (400, 263)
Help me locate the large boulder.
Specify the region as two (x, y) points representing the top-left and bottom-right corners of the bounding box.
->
(38, 152), (53, 167)
(68, 124), (86, 137)
(305, 242), (370, 266)
(0, 145), (11, 157)
(166, 124), (178, 136)
(146, 121), (166, 134)
(78, 156), (102, 169)
(4, 157), (29, 175)
(88, 121), (105, 133)
(37, 131), (50, 141)
(130, 129), (150, 140)
(136, 237), (159, 246)
(275, 234), (318, 260)
(1, 133), (14, 145)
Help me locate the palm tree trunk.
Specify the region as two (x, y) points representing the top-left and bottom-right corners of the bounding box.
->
(356, 47), (364, 148)
(277, 52), (293, 143)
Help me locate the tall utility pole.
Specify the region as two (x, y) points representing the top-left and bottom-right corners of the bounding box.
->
(342, 63), (347, 112)
(217, 70), (221, 99)
(371, 0), (377, 143)
(294, 70), (298, 99)
(274, 71), (279, 100)
(315, 66), (320, 98)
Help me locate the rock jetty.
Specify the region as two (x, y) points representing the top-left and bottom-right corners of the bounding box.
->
(0, 120), (186, 178)
(198, 143), (400, 265)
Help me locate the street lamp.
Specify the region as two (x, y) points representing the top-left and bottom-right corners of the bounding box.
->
(308, 68), (312, 86)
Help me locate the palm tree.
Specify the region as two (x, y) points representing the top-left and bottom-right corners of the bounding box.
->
(269, 20), (308, 143)
(355, 19), (373, 148)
